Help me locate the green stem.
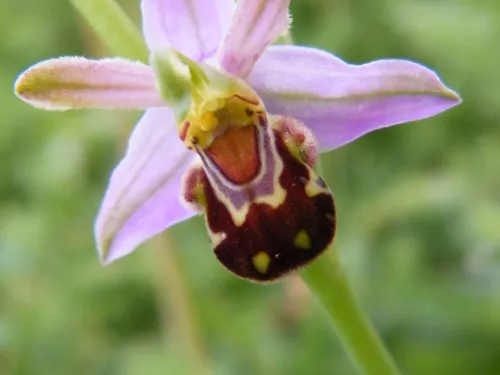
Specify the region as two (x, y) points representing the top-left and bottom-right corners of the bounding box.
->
(301, 250), (401, 375)
(69, 0), (149, 62)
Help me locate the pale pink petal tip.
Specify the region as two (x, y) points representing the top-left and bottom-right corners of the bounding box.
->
(15, 57), (163, 111)
(218, 0), (291, 78)
(141, 0), (235, 61)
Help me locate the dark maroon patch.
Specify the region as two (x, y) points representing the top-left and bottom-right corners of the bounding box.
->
(202, 129), (336, 282)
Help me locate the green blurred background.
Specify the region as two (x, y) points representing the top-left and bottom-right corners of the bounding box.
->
(1, 0), (499, 374)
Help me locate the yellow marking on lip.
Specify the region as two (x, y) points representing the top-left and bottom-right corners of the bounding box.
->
(294, 229), (311, 250)
(305, 168), (330, 198)
(252, 251), (271, 274)
(209, 230), (227, 248)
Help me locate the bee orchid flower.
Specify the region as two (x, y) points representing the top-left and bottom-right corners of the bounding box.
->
(14, 0), (460, 282)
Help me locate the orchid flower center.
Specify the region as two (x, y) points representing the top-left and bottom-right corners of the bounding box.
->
(179, 82), (265, 150)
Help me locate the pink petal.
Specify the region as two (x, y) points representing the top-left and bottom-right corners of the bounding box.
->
(95, 107), (196, 263)
(247, 46), (461, 151)
(15, 57), (163, 110)
(141, 0), (235, 61)
(217, 0), (291, 78)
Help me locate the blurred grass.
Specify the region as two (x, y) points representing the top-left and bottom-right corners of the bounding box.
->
(1, 0), (499, 374)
